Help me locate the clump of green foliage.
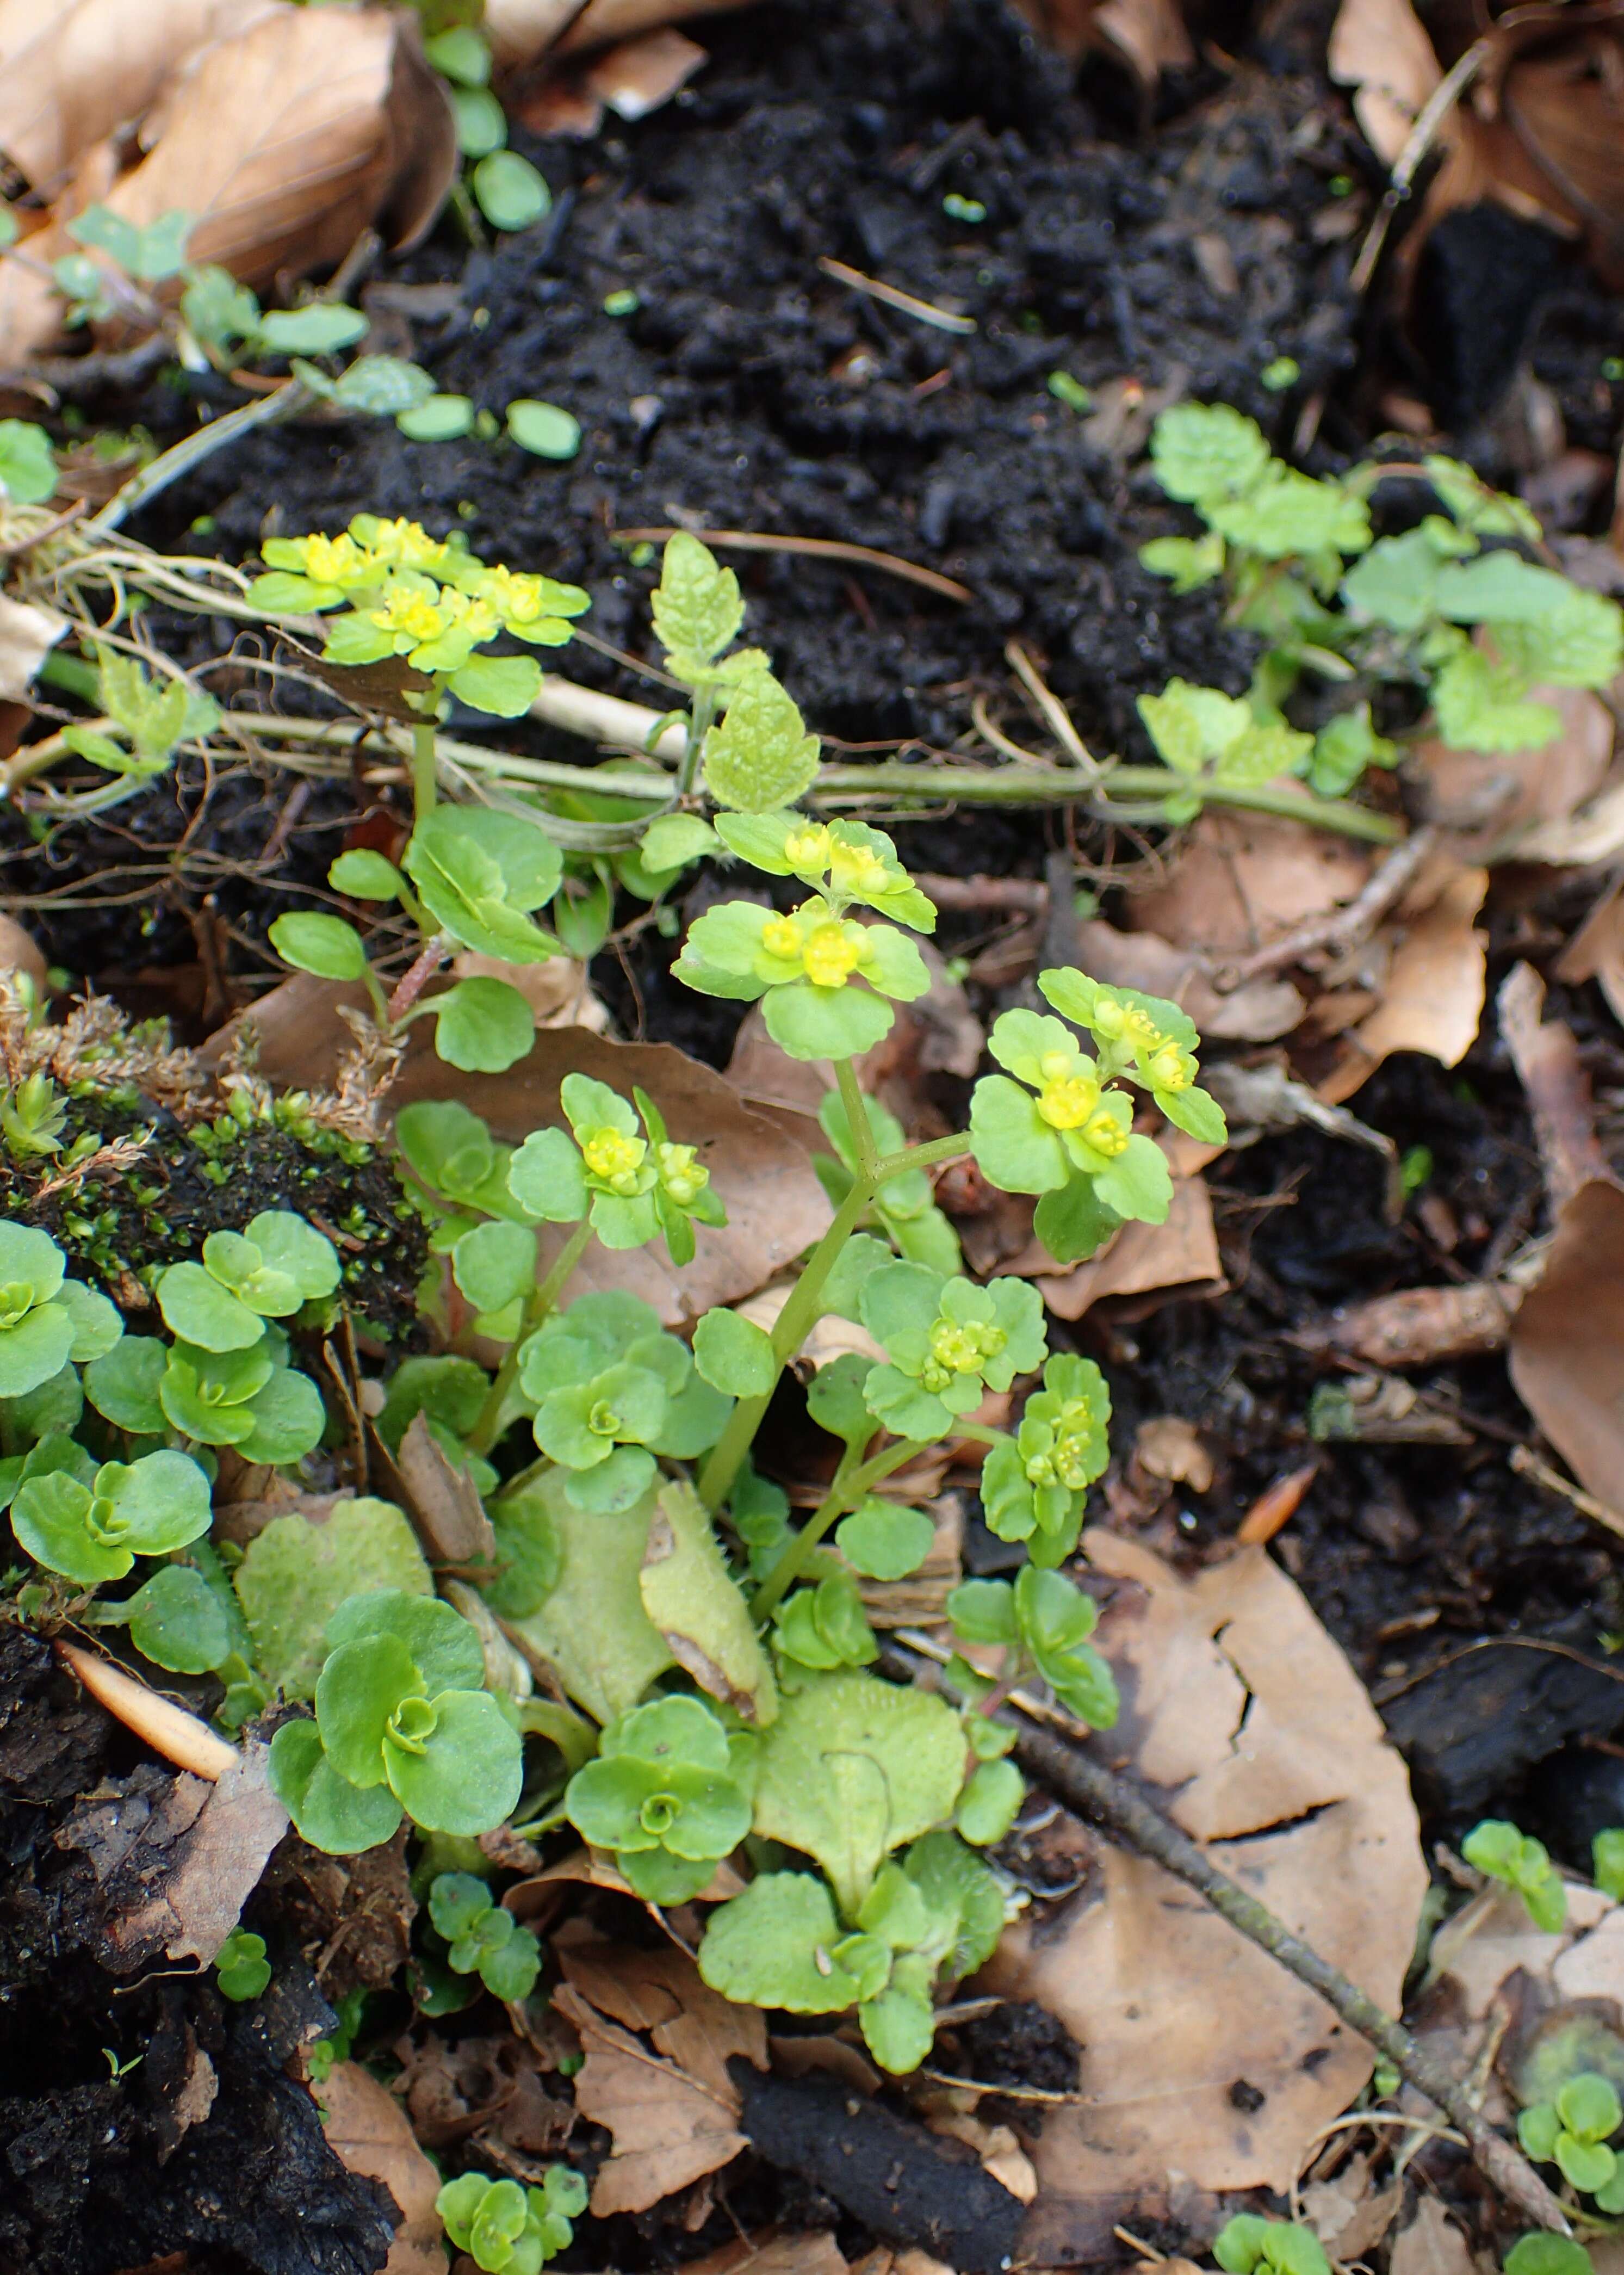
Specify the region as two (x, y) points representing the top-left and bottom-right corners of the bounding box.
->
(1137, 401), (1624, 808)
(8, 531), (1228, 2105)
(1518, 2074), (1624, 2209)
(435, 2167), (586, 2274)
(1213, 2216), (1330, 2275)
(1464, 1817), (1567, 1931)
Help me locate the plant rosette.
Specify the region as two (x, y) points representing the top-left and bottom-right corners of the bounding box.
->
(1518, 2074), (1624, 2205)
(857, 1260), (1047, 1441)
(0, 1223), (123, 1399)
(435, 2167), (587, 2275)
(674, 893), (931, 1061)
(981, 1352), (1112, 1566)
(155, 1211), (340, 1351)
(563, 1693), (755, 1903)
(269, 1591), (522, 1854)
(11, 1444), (212, 1584)
(516, 1290), (730, 1510)
(947, 1563), (1120, 1729)
(506, 1074), (726, 1263)
(428, 1871), (543, 2002)
(697, 1832), (1005, 2073)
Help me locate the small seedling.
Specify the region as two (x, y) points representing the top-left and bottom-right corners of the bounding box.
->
(428, 1872), (543, 2001)
(436, 2166), (587, 2274)
(1213, 2217), (1331, 2275)
(215, 1928), (272, 2001)
(1463, 1818), (1567, 1931)
(1518, 2073), (1624, 2206)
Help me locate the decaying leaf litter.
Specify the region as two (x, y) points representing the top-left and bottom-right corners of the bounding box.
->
(5, 0), (1624, 2272)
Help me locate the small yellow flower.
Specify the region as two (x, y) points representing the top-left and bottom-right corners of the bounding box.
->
(761, 915), (803, 962)
(364, 518), (449, 574)
(301, 533), (371, 588)
(802, 922), (862, 988)
(370, 588), (447, 645)
(828, 841), (891, 898)
(784, 823), (833, 871)
(1081, 1109), (1129, 1158)
(1149, 1044), (1192, 1091)
(479, 565), (548, 626)
(656, 1141), (708, 1206)
(582, 1127), (647, 1191)
(1036, 1074), (1100, 1130)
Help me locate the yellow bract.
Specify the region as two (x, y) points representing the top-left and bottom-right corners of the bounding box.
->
(1036, 1074), (1100, 1131)
(1081, 1110), (1129, 1158)
(656, 1141), (708, 1206)
(761, 916), (803, 962)
(802, 922), (863, 988)
(582, 1127), (647, 1191)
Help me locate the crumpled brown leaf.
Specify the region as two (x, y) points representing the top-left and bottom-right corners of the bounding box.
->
(1008, 1132), (1223, 1322)
(215, 977), (832, 1327)
(1509, 1177), (1624, 1515)
(1321, 863), (1488, 1102)
(1129, 811), (1371, 962)
(553, 1940), (767, 2214)
(1415, 687), (1616, 858)
(315, 2061), (448, 2275)
(0, 3), (455, 360)
(1555, 873), (1624, 1030)
(982, 1528), (1427, 2200)
(1328, 0), (1441, 165)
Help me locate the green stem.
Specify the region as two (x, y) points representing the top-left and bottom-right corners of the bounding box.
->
(698, 1172), (875, 1512)
(677, 685), (718, 800)
(749, 1437), (925, 1623)
(835, 1058), (879, 1183)
(466, 1219), (593, 1455)
(89, 377), (317, 533)
(872, 1130), (969, 1184)
(411, 718), (438, 819)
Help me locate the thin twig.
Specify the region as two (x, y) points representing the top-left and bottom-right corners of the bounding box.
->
(1005, 639), (1101, 775)
(816, 255), (977, 335)
(1510, 1443), (1624, 1541)
(909, 873), (1049, 913)
(1350, 40), (1492, 294)
(882, 1635), (1570, 2235)
(612, 522), (972, 602)
(1212, 824), (1437, 988)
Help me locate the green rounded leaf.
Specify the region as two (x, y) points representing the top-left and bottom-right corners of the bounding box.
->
(259, 304), (368, 355)
(956, 1757), (1024, 1846)
(1557, 2137), (1616, 2195)
(317, 1632), (423, 1787)
(268, 1719), (405, 1855)
(692, 1308), (774, 1398)
(237, 1364), (327, 1467)
(0, 1303), (75, 1399)
(156, 1260), (265, 1352)
(122, 1565), (231, 1674)
(269, 911), (369, 982)
(328, 848), (404, 900)
(698, 1871), (866, 2013)
(431, 976), (535, 1072)
(507, 400), (581, 460)
(0, 419), (59, 506)
(448, 653), (544, 718)
(473, 151), (551, 231)
(54, 1279), (123, 1363)
(84, 1336), (167, 1434)
(1558, 2073), (1621, 2143)
(762, 979), (893, 1062)
(453, 1219), (538, 1316)
(1503, 2241), (1596, 2275)
(397, 393), (476, 442)
(13, 1471), (125, 1582)
(326, 1588), (488, 1696)
(506, 1126), (588, 1223)
(836, 1498), (935, 1581)
(234, 1501), (432, 1699)
(383, 1686), (523, 1834)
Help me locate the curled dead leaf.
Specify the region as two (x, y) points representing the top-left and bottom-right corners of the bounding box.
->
(1498, 961), (1609, 1211)
(1321, 863), (1487, 1101)
(1415, 685), (1616, 857)
(1328, 0), (1443, 165)
(1509, 1177), (1624, 1513)
(1555, 874), (1624, 1029)
(315, 2061), (448, 2275)
(981, 1529), (1427, 2199)
(1316, 1280), (1520, 1369)
(1126, 811), (1370, 962)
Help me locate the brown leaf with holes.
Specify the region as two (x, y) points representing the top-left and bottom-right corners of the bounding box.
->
(982, 1529), (1426, 2199)
(316, 2063), (448, 2275)
(554, 1950), (765, 2214)
(1509, 1177), (1624, 1514)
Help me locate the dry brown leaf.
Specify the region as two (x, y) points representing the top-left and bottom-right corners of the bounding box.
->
(1498, 961), (1609, 1211)
(553, 0), (746, 57)
(1019, 1139), (1222, 1321)
(1074, 918), (1305, 1043)
(1555, 874), (1624, 1029)
(1519, 775), (1624, 865)
(983, 1529), (1427, 2198)
(554, 1976), (756, 2214)
(0, 0), (274, 188)
(316, 2061), (448, 2275)
(1301, 2153), (1400, 2260)
(0, 4), (456, 359)
(484, 0), (584, 69)
(1416, 686), (1615, 856)
(1388, 2198), (1477, 2275)
(450, 949), (609, 1031)
(375, 1409), (498, 1569)
(1321, 864), (1487, 1102)
(584, 26), (709, 116)
(559, 1940), (768, 2104)
(1328, 0), (1443, 165)
(1133, 1415), (1213, 1492)
(1509, 1177), (1624, 1514)
(215, 979), (832, 1327)
(0, 914), (46, 986)
(1127, 811), (1371, 962)
(0, 590), (65, 702)
(159, 1738), (289, 1966)
(1318, 1281), (1520, 1368)
(681, 2234), (851, 2275)
(1090, 0), (1194, 90)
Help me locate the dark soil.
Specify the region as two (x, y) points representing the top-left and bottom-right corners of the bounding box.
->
(7, 0), (1624, 2266)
